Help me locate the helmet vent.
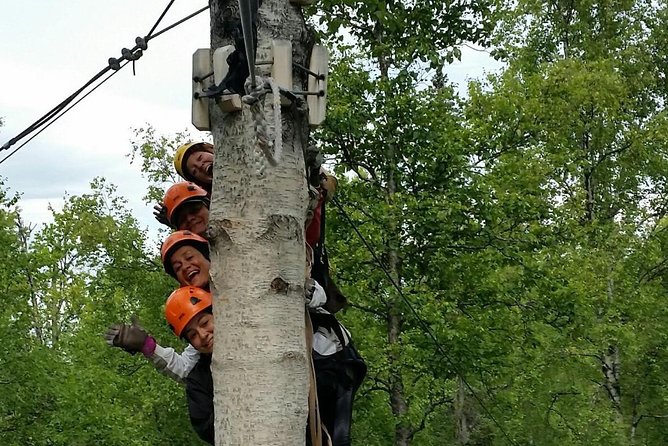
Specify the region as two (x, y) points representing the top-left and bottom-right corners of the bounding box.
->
(190, 296), (202, 305)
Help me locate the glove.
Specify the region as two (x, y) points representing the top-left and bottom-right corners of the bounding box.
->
(305, 278), (327, 309)
(153, 202), (174, 229)
(104, 316), (149, 355)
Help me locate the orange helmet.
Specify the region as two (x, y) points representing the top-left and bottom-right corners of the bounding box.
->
(163, 181), (209, 226)
(161, 230), (210, 277)
(165, 286), (212, 337)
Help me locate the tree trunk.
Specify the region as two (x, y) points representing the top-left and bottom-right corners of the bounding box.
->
(385, 138), (410, 446)
(582, 135), (623, 418)
(602, 278), (622, 417)
(455, 376), (470, 445)
(16, 219), (44, 345)
(208, 1), (311, 444)
(387, 204), (410, 446)
(373, 24), (411, 446)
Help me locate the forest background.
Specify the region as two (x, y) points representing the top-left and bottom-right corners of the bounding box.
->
(2, 1), (668, 445)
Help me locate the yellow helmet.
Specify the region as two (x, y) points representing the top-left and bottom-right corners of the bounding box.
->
(173, 142), (213, 181)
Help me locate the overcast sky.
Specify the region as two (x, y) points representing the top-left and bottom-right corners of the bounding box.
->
(0, 1), (500, 242)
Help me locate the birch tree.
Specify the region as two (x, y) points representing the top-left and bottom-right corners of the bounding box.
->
(207, 1), (312, 444)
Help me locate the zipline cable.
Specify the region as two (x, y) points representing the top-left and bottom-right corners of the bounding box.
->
(238, 0), (259, 89)
(331, 196), (519, 446)
(0, 3), (210, 158)
(0, 62), (130, 167)
(149, 5), (210, 40)
(146, 0), (177, 39)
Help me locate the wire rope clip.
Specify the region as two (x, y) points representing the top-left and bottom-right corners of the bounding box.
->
(192, 48), (213, 130)
(108, 57), (122, 71)
(307, 44), (328, 127)
(135, 37), (148, 51)
(271, 40), (293, 106)
(212, 46), (243, 113)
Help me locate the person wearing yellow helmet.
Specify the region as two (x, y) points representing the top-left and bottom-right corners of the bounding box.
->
(174, 141), (214, 193)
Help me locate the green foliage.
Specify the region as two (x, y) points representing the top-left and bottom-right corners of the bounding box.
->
(312, 1), (668, 445)
(4, 1), (668, 444)
(0, 178), (202, 445)
(314, 0), (493, 69)
(128, 125), (199, 204)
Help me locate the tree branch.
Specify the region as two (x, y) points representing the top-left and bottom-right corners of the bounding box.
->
(408, 396), (453, 440)
(347, 302), (386, 319)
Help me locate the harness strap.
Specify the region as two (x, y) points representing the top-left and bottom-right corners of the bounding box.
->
(305, 309), (323, 446)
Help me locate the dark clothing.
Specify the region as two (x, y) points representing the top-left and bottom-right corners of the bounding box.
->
(311, 203), (347, 314)
(185, 353), (214, 445)
(310, 313), (367, 446)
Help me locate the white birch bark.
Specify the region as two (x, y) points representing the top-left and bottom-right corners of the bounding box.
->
(208, 1), (312, 444)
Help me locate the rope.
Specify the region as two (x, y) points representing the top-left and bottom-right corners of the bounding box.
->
(330, 196), (519, 446)
(305, 309), (324, 446)
(243, 77), (282, 168)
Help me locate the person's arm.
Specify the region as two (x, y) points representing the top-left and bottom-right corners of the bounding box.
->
(186, 362), (215, 445)
(105, 321), (199, 383)
(148, 343), (200, 383)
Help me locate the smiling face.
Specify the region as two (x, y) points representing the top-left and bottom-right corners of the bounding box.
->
(174, 201), (209, 236)
(183, 311), (214, 354)
(170, 245), (210, 289)
(185, 149), (214, 186)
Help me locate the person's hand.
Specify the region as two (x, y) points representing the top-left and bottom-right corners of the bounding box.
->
(320, 173), (337, 202)
(104, 316), (149, 355)
(153, 202), (174, 228)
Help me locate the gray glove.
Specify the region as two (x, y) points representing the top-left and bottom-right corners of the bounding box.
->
(104, 316), (149, 355)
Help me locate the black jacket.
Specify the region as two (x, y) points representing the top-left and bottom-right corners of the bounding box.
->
(185, 353), (214, 445)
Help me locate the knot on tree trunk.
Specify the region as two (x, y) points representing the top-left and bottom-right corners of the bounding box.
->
(258, 215), (302, 242)
(206, 219), (233, 248)
(271, 277), (289, 293)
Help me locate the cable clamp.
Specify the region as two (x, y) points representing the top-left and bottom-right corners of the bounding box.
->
(108, 57), (121, 71)
(135, 37), (148, 51)
(121, 48), (143, 61)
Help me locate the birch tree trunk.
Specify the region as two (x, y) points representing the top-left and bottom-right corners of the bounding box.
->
(207, 1), (312, 444)
(455, 377), (470, 445)
(375, 26), (410, 446)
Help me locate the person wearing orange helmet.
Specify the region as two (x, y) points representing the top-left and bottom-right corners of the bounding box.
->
(161, 230), (210, 289)
(164, 286), (215, 444)
(154, 181), (210, 235)
(105, 231), (211, 382)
